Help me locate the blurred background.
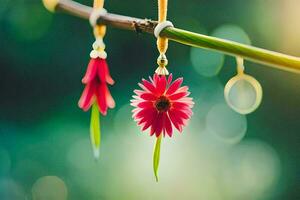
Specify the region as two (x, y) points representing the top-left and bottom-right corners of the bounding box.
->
(0, 0), (300, 199)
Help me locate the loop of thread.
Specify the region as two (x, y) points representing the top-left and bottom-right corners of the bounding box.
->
(89, 8), (107, 27)
(154, 21), (174, 38)
(91, 0), (107, 39)
(157, 0), (169, 55)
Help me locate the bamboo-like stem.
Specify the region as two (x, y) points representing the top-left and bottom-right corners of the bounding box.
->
(44, 0), (300, 73)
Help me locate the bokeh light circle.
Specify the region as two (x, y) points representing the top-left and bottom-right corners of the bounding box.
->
(7, 3), (53, 41)
(206, 103), (247, 144)
(212, 24), (251, 45)
(190, 47), (224, 77)
(32, 176), (68, 200)
(12, 159), (47, 189)
(0, 179), (25, 199)
(221, 139), (281, 199)
(224, 74), (263, 114)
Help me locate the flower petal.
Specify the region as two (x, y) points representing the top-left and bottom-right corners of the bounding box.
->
(134, 108), (156, 119)
(153, 74), (159, 86)
(142, 79), (157, 94)
(168, 110), (184, 132)
(156, 75), (167, 95)
(136, 101), (154, 109)
(167, 73), (173, 85)
(150, 116), (159, 136)
(164, 114), (173, 137)
(140, 93), (157, 101)
(168, 92), (189, 100)
(166, 78), (183, 95)
(171, 102), (190, 109)
(105, 85), (115, 108)
(97, 58), (108, 83)
(78, 83), (95, 111)
(155, 113), (163, 137)
(95, 83), (108, 115)
(102, 59), (115, 85)
(82, 59), (98, 84)
(173, 109), (190, 119)
(141, 110), (157, 131)
(133, 90), (145, 96)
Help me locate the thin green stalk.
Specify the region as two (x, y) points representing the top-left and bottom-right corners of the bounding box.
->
(90, 103), (101, 159)
(162, 28), (300, 73)
(153, 134), (162, 182)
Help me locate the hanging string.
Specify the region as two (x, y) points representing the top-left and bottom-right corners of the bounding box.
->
(236, 56), (245, 74)
(157, 0), (168, 55)
(155, 0), (173, 75)
(93, 0), (106, 39)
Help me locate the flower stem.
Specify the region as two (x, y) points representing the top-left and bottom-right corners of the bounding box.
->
(90, 103), (101, 159)
(153, 134), (162, 182)
(44, 0), (300, 74)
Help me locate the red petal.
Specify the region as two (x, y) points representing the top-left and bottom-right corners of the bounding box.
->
(155, 113), (163, 137)
(97, 58), (107, 83)
(153, 74), (159, 86)
(133, 90), (144, 96)
(142, 79), (157, 94)
(141, 110), (157, 131)
(134, 108), (156, 119)
(82, 59), (98, 84)
(136, 101), (154, 108)
(168, 92), (189, 100)
(173, 109), (190, 119)
(166, 78), (183, 95)
(172, 102), (190, 109)
(102, 59), (115, 85)
(156, 75), (167, 95)
(140, 93), (157, 101)
(168, 110), (184, 132)
(138, 117), (148, 125)
(177, 97), (195, 107)
(104, 85), (115, 108)
(78, 83), (96, 111)
(150, 116), (159, 136)
(177, 86), (189, 93)
(164, 114), (173, 137)
(95, 83), (108, 115)
(167, 73), (173, 85)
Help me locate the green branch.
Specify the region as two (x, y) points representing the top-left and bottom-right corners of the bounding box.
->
(43, 0), (300, 74)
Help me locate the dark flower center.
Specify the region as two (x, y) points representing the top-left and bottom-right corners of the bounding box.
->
(155, 96), (171, 112)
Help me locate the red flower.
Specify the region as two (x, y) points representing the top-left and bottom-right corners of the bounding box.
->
(78, 58), (115, 115)
(131, 74), (194, 137)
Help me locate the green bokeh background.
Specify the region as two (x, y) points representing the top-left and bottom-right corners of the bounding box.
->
(0, 0), (299, 199)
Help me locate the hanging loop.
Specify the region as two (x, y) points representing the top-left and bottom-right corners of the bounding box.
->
(224, 56), (263, 115)
(91, 0), (107, 39)
(154, 21), (174, 38)
(89, 8), (107, 27)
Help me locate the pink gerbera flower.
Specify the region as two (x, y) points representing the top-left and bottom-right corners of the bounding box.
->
(78, 58), (115, 115)
(131, 73), (194, 137)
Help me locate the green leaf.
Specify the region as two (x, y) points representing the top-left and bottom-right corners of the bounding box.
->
(153, 135), (162, 182)
(90, 103), (101, 159)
